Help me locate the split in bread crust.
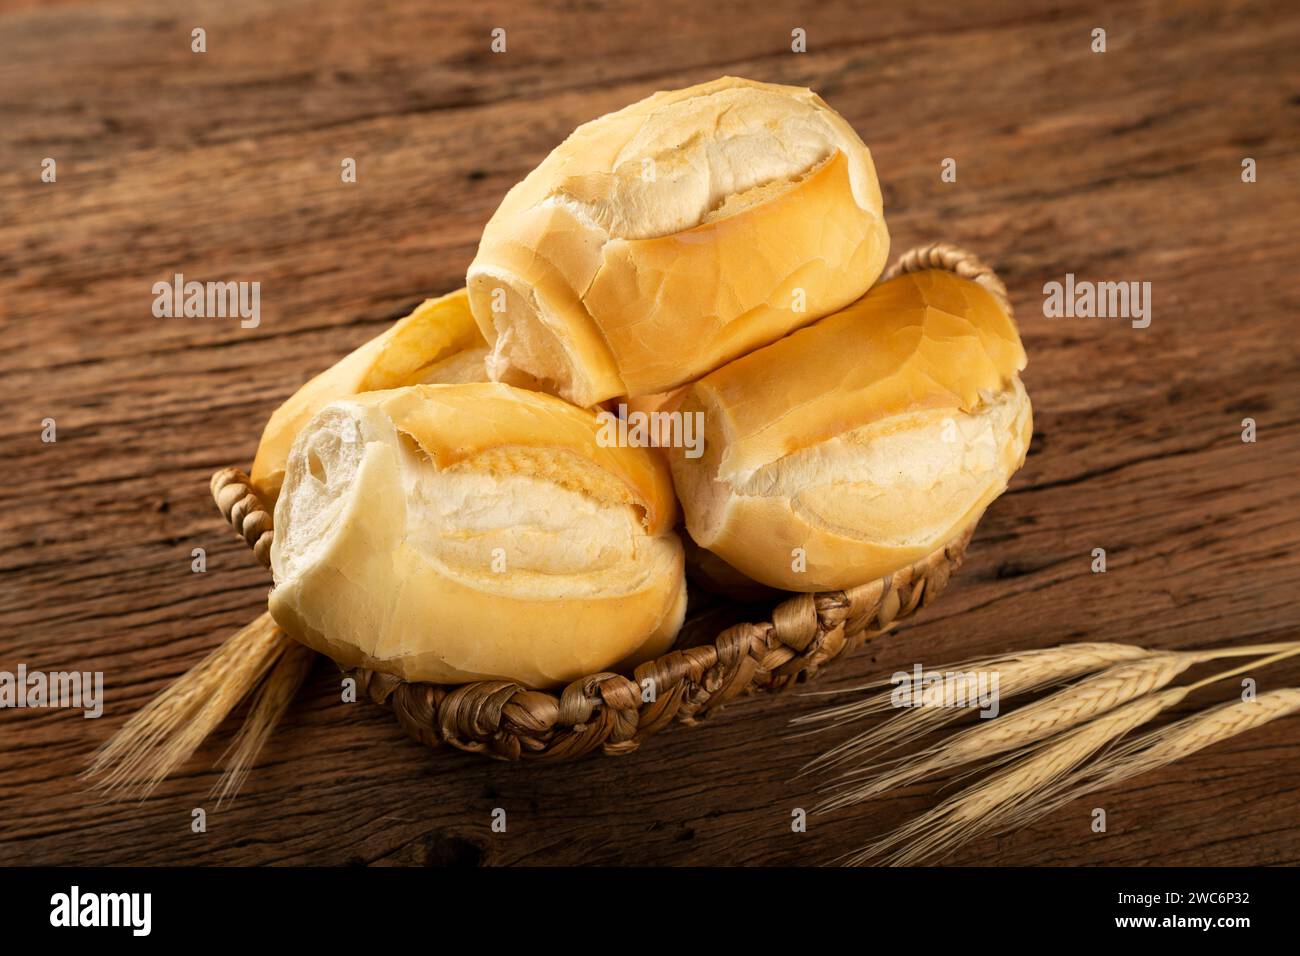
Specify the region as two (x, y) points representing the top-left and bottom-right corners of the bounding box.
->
(467, 76), (890, 406)
(268, 383), (686, 688)
(670, 270), (1033, 592)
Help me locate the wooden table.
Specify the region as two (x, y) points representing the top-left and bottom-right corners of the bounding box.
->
(2, 0), (1298, 867)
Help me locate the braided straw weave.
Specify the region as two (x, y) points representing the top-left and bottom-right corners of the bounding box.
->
(211, 243), (1007, 761)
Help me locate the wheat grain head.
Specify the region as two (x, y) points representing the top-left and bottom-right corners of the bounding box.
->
(816, 653), (1197, 811)
(84, 612), (294, 799)
(999, 688), (1300, 834)
(211, 638), (317, 806)
(798, 642), (1157, 776)
(842, 686), (1189, 866)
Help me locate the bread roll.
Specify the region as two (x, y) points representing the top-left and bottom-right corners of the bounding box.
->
(251, 289), (489, 502)
(267, 383), (687, 687)
(467, 75), (890, 407)
(669, 270), (1033, 592)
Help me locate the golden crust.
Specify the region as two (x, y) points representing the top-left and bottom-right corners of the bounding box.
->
(467, 76), (889, 406)
(690, 270), (1027, 483)
(268, 383), (686, 687)
(348, 383), (678, 535)
(250, 288), (486, 501)
(671, 271), (1032, 591)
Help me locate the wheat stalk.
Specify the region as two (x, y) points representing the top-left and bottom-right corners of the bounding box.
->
(84, 612), (299, 799)
(795, 642), (1154, 773)
(797, 640), (1297, 778)
(842, 688), (1188, 866)
(1094, 688), (1300, 784)
(995, 688), (1300, 835)
(815, 652), (1195, 812)
(210, 638), (317, 807)
(832, 645), (1300, 865)
(796, 642), (1152, 724)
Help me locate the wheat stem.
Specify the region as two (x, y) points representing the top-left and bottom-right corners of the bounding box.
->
(84, 612), (296, 799)
(1184, 645), (1300, 690)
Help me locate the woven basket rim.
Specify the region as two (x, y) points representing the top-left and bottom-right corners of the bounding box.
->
(211, 241), (1007, 761)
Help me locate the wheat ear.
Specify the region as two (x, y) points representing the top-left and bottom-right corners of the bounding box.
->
(798, 640), (1300, 777)
(976, 645), (1300, 830)
(996, 689), (1300, 836)
(815, 652), (1196, 812)
(795, 642), (1152, 725)
(84, 612), (296, 799)
(1092, 688), (1300, 786)
(842, 688), (1189, 866)
(838, 645), (1300, 865)
(211, 638), (316, 806)
(795, 642), (1154, 774)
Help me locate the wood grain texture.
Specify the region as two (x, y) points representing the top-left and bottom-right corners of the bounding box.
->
(2, 0), (1298, 866)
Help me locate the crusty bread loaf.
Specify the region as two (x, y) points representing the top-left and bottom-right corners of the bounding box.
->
(267, 383), (686, 687)
(467, 76), (889, 407)
(251, 289), (489, 502)
(669, 270), (1033, 592)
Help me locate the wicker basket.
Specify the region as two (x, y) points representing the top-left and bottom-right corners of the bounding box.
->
(211, 242), (1011, 761)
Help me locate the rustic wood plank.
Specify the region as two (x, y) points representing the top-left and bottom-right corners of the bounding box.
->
(1, 0), (1298, 866)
